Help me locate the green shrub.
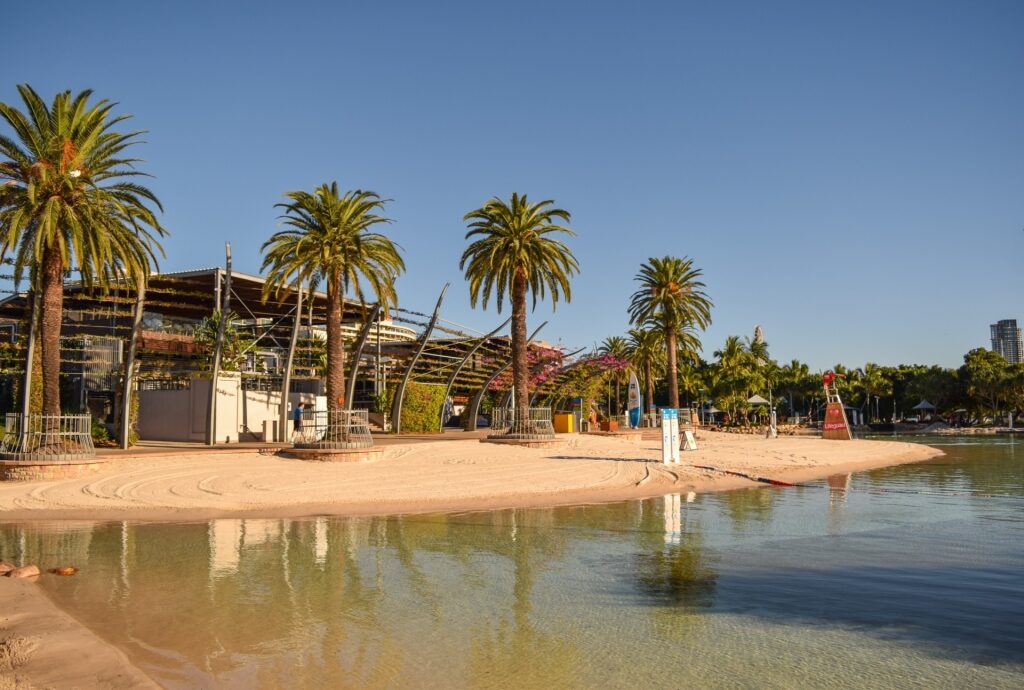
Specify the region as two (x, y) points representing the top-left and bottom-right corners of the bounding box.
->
(91, 419), (111, 442)
(128, 394), (140, 446)
(371, 388), (393, 415)
(400, 381), (446, 433)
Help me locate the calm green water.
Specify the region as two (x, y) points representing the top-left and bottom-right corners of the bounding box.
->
(1, 436), (1022, 689)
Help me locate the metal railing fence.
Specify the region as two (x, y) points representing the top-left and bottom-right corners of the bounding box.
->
(489, 407), (555, 440)
(291, 409), (374, 449)
(0, 413), (96, 461)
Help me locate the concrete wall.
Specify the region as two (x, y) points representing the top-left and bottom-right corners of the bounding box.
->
(138, 377), (321, 443)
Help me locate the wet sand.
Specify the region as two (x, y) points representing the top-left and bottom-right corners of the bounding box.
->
(0, 578), (159, 689)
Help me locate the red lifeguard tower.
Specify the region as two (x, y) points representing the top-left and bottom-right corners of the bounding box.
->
(821, 371), (853, 441)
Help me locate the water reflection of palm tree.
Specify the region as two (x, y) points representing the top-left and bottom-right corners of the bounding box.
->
(468, 508), (583, 688)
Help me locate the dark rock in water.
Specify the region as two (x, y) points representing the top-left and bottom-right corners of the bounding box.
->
(6, 565), (40, 579)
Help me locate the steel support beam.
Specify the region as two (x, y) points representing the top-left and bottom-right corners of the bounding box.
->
(464, 321), (546, 431)
(206, 244), (232, 445)
(279, 281), (303, 443)
(390, 284), (448, 434)
(119, 284), (146, 449)
(438, 317), (510, 431)
(346, 303), (382, 411)
(19, 289), (41, 417)
(17, 289), (42, 451)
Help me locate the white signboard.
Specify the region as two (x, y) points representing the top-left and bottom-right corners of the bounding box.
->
(660, 408), (675, 465)
(669, 410), (681, 464)
(682, 430), (698, 451)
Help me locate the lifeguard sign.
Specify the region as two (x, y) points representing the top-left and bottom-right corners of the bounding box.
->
(821, 370), (853, 441)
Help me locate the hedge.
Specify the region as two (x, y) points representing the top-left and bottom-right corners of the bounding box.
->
(401, 381), (447, 433)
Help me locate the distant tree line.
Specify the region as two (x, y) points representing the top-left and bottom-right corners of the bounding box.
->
(601, 327), (1024, 423)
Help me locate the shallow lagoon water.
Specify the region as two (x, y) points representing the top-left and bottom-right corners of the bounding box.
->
(1, 436), (1022, 688)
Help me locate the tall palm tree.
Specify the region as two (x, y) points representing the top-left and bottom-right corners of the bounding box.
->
(625, 327), (663, 412)
(628, 256), (712, 409)
(714, 335), (746, 369)
(598, 335), (629, 414)
(461, 193), (578, 429)
(779, 359), (810, 416)
(262, 182), (404, 411)
(0, 85), (166, 416)
(713, 335), (755, 420)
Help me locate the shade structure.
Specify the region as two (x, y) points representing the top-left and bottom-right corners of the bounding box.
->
(747, 394), (770, 406)
(912, 399), (936, 411)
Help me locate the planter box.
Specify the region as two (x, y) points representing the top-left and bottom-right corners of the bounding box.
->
(600, 420), (619, 432)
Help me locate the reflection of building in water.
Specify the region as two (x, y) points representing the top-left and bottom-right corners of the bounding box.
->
(663, 494), (682, 545)
(314, 517), (328, 565)
(345, 518), (373, 557)
(0, 523), (95, 568)
(209, 520), (243, 575)
(243, 519), (282, 545)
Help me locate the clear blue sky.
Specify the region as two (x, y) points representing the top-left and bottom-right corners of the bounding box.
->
(6, 0), (1022, 371)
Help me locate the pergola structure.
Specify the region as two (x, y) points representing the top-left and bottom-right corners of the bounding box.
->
(0, 266), (582, 446)
(527, 352), (625, 410)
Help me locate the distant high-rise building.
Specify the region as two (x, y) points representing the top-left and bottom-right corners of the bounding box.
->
(990, 319), (1023, 363)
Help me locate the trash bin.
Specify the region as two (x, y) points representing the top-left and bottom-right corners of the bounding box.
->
(553, 413), (574, 434)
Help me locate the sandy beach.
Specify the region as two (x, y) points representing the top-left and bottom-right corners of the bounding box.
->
(0, 431), (941, 522)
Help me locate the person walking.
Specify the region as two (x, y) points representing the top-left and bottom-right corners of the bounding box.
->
(291, 402), (306, 442)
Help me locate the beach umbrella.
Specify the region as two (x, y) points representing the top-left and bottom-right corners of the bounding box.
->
(747, 394), (770, 406)
(912, 400), (936, 411)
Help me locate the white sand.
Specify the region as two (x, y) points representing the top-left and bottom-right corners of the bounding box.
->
(0, 431), (941, 521)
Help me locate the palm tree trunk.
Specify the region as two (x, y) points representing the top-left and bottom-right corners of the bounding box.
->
(643, 360), (654, 412)
(511, 268), (530, 428)
(665, 330), (679, 409)
(325, 271), (345, 410)
(40, 245), (64, 417)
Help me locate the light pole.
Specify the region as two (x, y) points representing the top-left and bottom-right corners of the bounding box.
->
(699, 388), (705, 425)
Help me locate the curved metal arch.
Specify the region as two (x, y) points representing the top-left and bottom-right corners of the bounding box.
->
(346, 303), (382, 409)
(536, 355), (599, 409)
(463, 321), (547, 431)
(528, 347), (586, 406)
(390, 284), (448, 434)
(501, 344), (582, 409)
(118, 285), (146, 449)
(278, 281), (303, 443)
(438, 316), (511, 432)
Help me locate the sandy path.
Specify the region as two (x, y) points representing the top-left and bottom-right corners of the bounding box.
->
(0, 432), (941, 521)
